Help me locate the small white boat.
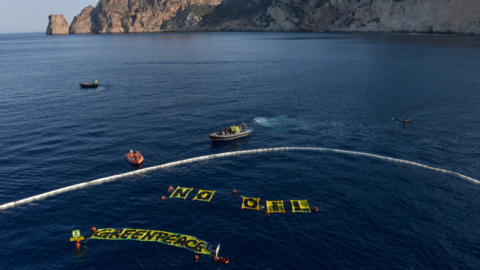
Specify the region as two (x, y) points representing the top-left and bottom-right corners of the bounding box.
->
(209, 123), (251, 141)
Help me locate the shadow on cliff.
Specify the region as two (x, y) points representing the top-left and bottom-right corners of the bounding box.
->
(201, 0), (273, 26)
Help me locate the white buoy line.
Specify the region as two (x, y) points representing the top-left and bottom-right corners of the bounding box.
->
(1, 147), (478, 211)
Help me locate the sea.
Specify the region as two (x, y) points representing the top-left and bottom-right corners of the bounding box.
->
(0, 31), (479, 269)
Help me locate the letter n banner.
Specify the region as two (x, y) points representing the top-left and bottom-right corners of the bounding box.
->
(241, 197), (260, 210)
(169, 187), (193, 199)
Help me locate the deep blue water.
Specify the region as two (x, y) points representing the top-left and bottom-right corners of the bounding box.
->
(1, 32), (480, 269)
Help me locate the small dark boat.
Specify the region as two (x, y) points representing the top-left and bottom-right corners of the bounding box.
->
(209, 123), (251, 141)
(80, 80), (98, 88)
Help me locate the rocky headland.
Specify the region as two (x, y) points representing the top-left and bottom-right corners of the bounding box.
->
(46, 14), (69, 35)
(47, 0), (480, 35)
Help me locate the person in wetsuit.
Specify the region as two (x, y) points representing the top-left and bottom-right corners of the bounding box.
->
(215, 256), (230, 264)
(393, 117), (415, 128)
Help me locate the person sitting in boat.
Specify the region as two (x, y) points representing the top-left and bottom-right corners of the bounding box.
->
(129, 149), (134, 159)
(133, 151), (139, 161)
(225, 127), (229, 134)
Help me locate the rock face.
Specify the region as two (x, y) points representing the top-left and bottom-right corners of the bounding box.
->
(70, 0), (223, 34)
(67, 0), (480, 34)
(69, 6), (96, 34)
(46, 14), (69, 35)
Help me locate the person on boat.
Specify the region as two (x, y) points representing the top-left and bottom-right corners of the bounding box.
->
(225, 127), (228, 134)
(129, 149), (134, 159)
(215, 256), (229, 264)
(393, 117), (415, 128)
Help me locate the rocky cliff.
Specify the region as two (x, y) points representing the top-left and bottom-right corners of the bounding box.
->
(46, 14), (69, 35)
(70, 0), (223, 34)
(66, 0), (480, 34)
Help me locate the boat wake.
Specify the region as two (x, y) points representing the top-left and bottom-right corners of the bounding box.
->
(254, 116), (311, 130)
(1, 147), (478, 211)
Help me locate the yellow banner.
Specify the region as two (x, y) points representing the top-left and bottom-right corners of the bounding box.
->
(163, 185), (313, 215)
(241, 197), (260, 210)
(169, 187), (193, 200)
(290, 200), (311, 213)
(90, 228), (211, 255)
(266, 200), (285, 213)
(193, 189), (215, 202)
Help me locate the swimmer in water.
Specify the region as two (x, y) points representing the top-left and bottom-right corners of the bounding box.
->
(393, 117), (415, 128)
(215, 256), (230, 264)
(193, 253), (200, 262)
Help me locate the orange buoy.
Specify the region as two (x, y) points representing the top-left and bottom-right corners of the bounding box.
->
(161, 195), (166, 201)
